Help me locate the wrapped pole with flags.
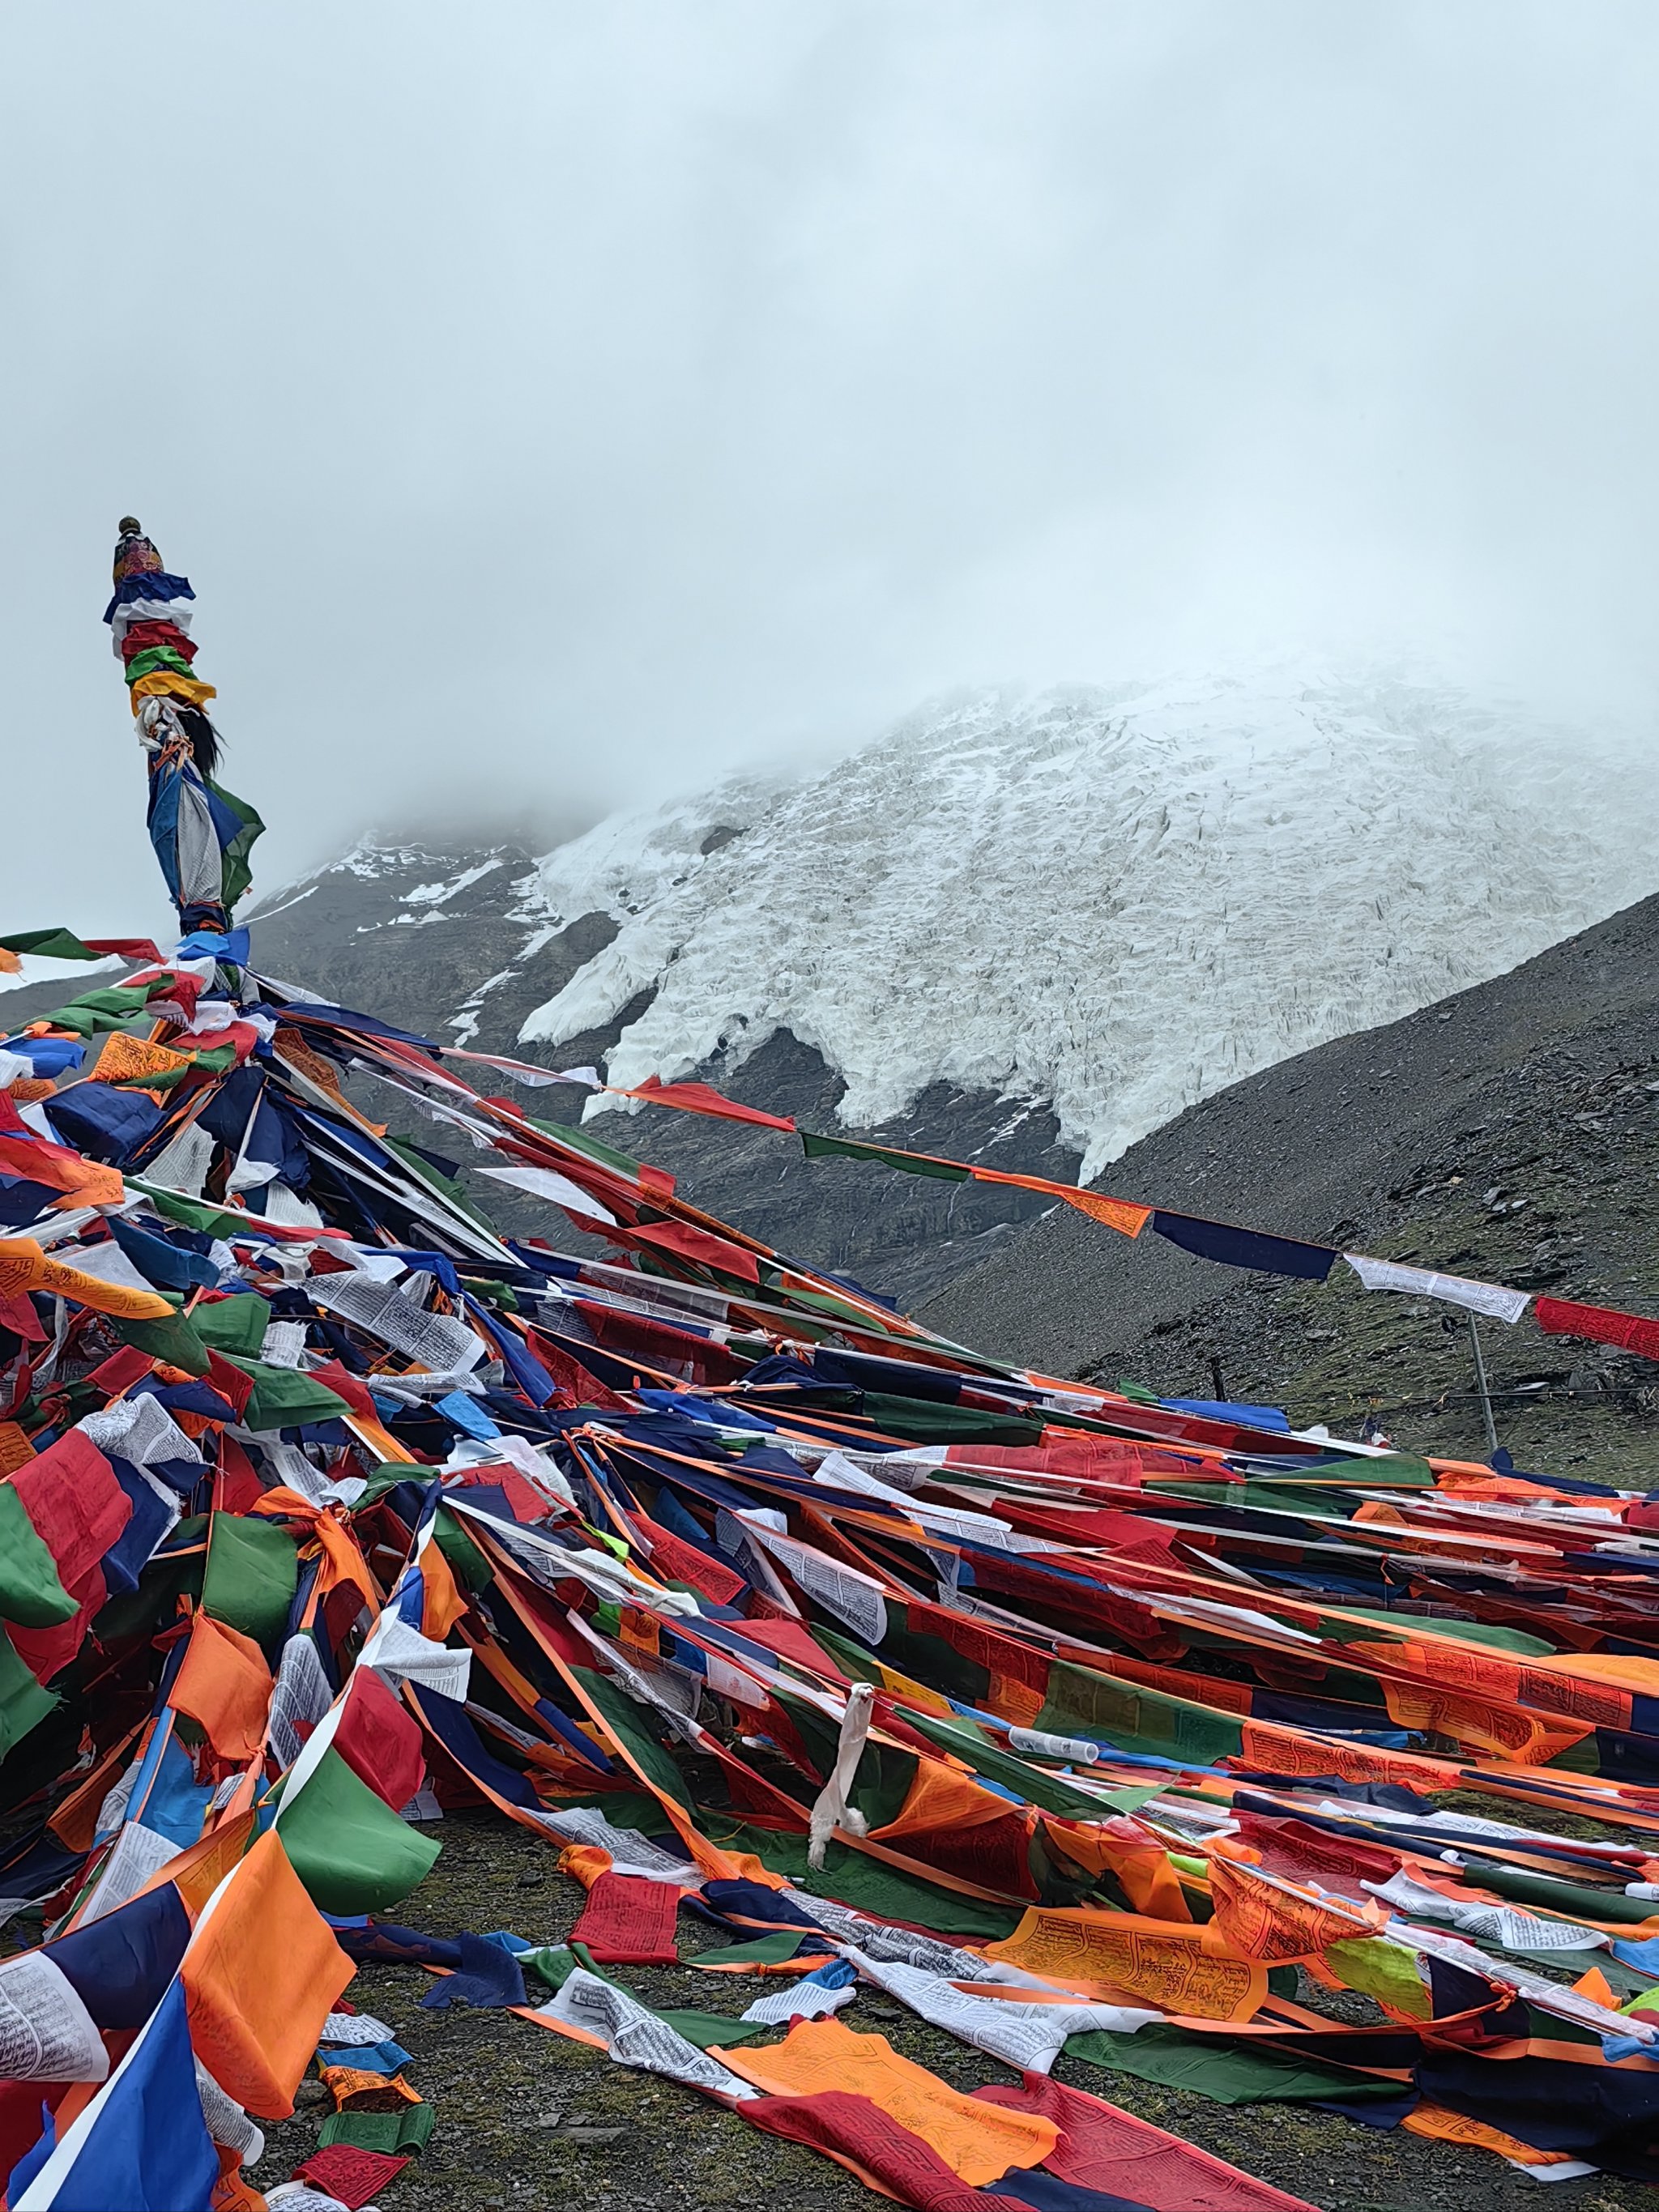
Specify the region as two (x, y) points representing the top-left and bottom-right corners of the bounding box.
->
(104, 520), (264, 935)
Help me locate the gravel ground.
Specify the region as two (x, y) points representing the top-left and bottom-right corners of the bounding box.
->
(250, 1809), (1653, 2212)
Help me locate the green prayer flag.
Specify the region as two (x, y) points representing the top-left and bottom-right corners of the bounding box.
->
(111, 1307), (211, 1379)
(1352, 1451), (1435, 1489)
(1036, 1658), (1247, 1769)
(1324, 1935), (1430, 2018)
(40, 982), (168, 1036)
(318, 2103), (435, 2155)
(126, 1181), (263, 1244)
(0, 929), (102, 961)
(221, 1355), (352, 1432)
(902, 1707), (1156, 1821)
(1065, 2022), (1407, 2105)
(800, 1130), (970, 1181)
(859, 1393), (1043, 1447)
(1323, 1606), (1555, 1658)
(0, 1627), (58, 1758)
(524, 1944), (766, 2048)
(433, 1506), (493, 1592)
(768, 1682), (915, 1829)
(385, 1138), (497, 1233)
(352, 1464), (428, 1511)
(574, 1667), (694, 1810)
(207, 779), (265, 912)
(522, 1943), (583, 1991)
(276, 1745), (441, 1914)
(0, 1485), (77, 1628)
(123, 647), (194, 684)
(202, 1515), (298, 1641)
(705, 1817), (1020, 1940)
(655, 2009), (769, 2049)
(1461, 1858), (1657, 1926)
(528, 1117), (655, 1183)
(190, 1296), (271, 1357)
(688, 1933), (817, 1967)
(123, 646), (197, 683)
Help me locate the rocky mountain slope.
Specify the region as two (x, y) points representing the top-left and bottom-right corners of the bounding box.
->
(924, 889), (1659, 1482)
(238, 672), (1656, 1306)
(234, 841), (1079, 1307)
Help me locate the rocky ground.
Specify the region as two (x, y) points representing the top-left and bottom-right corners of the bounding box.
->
(248, 1809), (1650, 2212)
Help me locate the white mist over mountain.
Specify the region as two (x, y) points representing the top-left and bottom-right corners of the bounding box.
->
(501, 671), (1657, 1178)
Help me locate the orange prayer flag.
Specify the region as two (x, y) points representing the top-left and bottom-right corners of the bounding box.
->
(148, 1811), (258, 1919)
(311, 1511), (379, 1605)
(985, 1904), (1267, 2022)
(251, 1492), (378, 1605)
(209, 2147), (269, 2211)
(0, 1235), (170, 1314)
(49, 1722), (146, 1852)
(1403, 2101), (1575, 2167)
(182, 1830), (354, 2120)
(722, 2019), (1059, 2186)
(968, 1166), (1151, 1238)
(1205, 1850), (1381, 1963)
(318, 2064), (422, 2108)
(169, 1612), (273, 1765)
(557, 1843), (613, 1890)
(420, 1536), (468, 1640)
(1045, 1817), (1192, 1924)
(866, 1758), (1027, 1846)
(1062, 1189), (1153, 1236)
(0, 1419), (37, 1476)
(1572, 1963), (1618, 2010)
(89, 1030), (197, 1100)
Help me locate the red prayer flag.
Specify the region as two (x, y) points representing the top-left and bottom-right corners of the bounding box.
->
(569, 1870), (680, 1963)
(292, 2146), (410, 2209)
(620, 1221), (761, 1285)
(976, 2073), (1320, 2210)
(333, 1665), (425, 1812)
(625, 1074), (796, 1132)
(1535, 1295), (1659, 1363)
(9, 1562), (107, 1683)
(82, 936), (168, 964)
(10, 1430), (130, 1587)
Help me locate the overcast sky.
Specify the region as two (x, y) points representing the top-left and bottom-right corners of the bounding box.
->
(3, 2), (1657, 936)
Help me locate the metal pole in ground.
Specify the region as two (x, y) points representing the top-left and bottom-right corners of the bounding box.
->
(1467, 1311), (1499, 1457)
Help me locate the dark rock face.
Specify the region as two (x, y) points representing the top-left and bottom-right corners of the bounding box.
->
(923, 890), (1659, 1478)
(597, 1030), (1078, 1311)
(234, 842), (1077, 1308)
(248, 843), (552, 1040)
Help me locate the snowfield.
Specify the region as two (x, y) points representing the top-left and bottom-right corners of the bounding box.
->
(494, 673), (1656, 1178)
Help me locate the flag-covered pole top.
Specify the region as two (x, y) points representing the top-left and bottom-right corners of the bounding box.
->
(104, 522), (264, 941)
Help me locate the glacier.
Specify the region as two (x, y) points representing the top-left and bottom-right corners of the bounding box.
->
(491, 671), (1655, 1181)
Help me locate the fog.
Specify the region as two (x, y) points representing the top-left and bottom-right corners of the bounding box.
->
(3, 2), (1657, 935)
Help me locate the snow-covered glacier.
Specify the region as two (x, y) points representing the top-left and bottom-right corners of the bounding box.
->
(507, 671), (1655, 1180)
